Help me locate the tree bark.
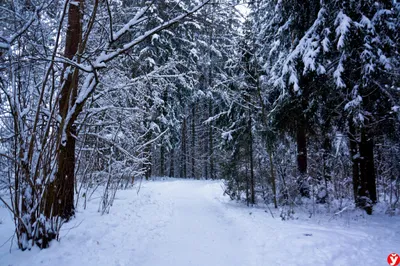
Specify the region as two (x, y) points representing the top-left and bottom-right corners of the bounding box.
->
(145, 148), (152, 180)
(160, 89), (168, 177)
(191, 103), (196, 179)
(248, 112), (255, 204)
(269, 152), (278, 208)
(364, 134), (377, 203)
(169, 148), (174, 177)
(160, 144), (165, 177)
(208, 99), (214, 179)
(181, 117), (187, 178)
(358, 128), (377, 213)
(348, 119), (360, 204)
(207, 2), (215, 180)
(54, 127), (76, 219)
(296, 118), (309, 197)
(45, 0), (83, 220)
(349, 120), (376, 214)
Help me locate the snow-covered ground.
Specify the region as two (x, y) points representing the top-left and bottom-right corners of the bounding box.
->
(1, 179), (399, 266)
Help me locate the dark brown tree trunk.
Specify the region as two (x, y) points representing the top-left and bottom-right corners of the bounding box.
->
(348, 120), (360, 204)
(160, 144), (165, 177)
(358, 128), (377, 214)
(191, 103), (196, 179)
(207, 3), (215, 180)
(296, 118), (309, 197)
(204, 101), (209, 179)
(208, 99), (214, 179)
(364, 134), (377, 203)
(248, 112), (255, 204)
(145, 150), (152, 180)
(349, 120), (376, 215)
(45, 0), (83, 220)
(181, 117), (187, 178)
(320, 137), (330, 204)
(55, 127), (76, 219)
(169, 148), (174, 177)
(297, 122), (307, 173)
(269, 152), (278, 208)
(160, 89), (168, 177)
(204, 134), (208, 179)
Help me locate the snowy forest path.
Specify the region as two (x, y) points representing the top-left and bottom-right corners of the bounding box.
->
(1, 179), (399, 266)
(132, 180), (259, 266)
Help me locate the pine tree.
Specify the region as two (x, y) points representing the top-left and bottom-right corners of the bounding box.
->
(331, 0), (400, 213)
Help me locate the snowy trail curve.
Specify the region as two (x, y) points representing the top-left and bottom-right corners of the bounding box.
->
(1, 179), (399, 266)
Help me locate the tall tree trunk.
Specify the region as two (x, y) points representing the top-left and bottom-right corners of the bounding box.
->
(204, 119), (208, 179)
(296, 118), (309, 197)
(45, 0), (83, 220)
(320, 137), (330, 204)
(169, 148), (174, 177)
(55, 128), (76, 218)
(348, 119), (360, 205)
(358, 128), (377, 214)
(160, 144), (165, 177)
(207, 2), (215, 180)
(349, 120), (376, 215)
(191, 103), (196, 179)
(364, 133), (377, 203)
(208, 99), (214, 179)
(143, 131), (152, 180)
(160, 89), (168, 177)
(145, 149), (152, 180)
(269, 151), (278, 208)
(181, 117), (187, 178)
(248, 112), (255, 204)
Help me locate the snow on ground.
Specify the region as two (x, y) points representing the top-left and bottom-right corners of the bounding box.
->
(1, 179), (399, 266)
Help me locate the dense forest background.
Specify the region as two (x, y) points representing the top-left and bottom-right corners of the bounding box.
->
(0, 0), (399, 250)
